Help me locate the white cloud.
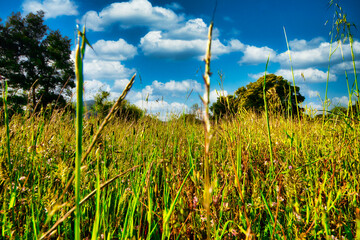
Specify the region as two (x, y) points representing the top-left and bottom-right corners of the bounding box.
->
(275, 44), (330, 68)
(140, 31), (243, 60)
(82, 80), (110, 101)
(239, 38), (360, 70)
(164, 18), (219, 40)
(275, 68), (337, 83)
(239, 45), (277, 65)
(295, 83), (321, 99)
(86, 39), (137, 61)
(307, 89), (320, 98)
(331, 96), (354, 107)
(83, 59), (135, 80)
(164, 2), (183, 10)
(210, 89), (228, 103)
(81, 0), (183, 31)
(22, 0), (78, 19)
(134, 99), (188, 121)
(152, 79), (202, 93)
(113, 79), (130, 92)
(248, 72), (265, 80)
(124, 79), (202, 105)
(275, 39), (360, 69)
(331, 60), (360, 74)
(135, 99), (187, 112)
(288, 37), (325, 51)
(140, 31), (204, 59)
(306, 102), (323, 110)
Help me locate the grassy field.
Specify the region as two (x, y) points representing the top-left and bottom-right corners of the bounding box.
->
(1, 12), (360, 240)
(0, 106), (359, 239)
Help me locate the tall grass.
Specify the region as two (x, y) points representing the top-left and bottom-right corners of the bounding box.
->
(1, 6), (360, 240)
(74, 25), (87, 240)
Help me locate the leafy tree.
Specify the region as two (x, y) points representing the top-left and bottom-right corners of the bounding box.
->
(91, 90), (144, 121)
(211, 74), (305, 118)
(92, 90), (112, 118)
(210, 95), (238, 119)
(0, 11), (75, 113)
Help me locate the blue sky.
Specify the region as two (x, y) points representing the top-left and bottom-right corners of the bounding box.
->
(1, 0), (359, 119)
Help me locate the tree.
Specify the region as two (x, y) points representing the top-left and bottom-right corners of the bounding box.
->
(0, 11), (75, 113)
(236, 74), (305, 115)
(91, 90), (144, 121)
(210, 95), (238, 119)
(211, 74), (305, 119)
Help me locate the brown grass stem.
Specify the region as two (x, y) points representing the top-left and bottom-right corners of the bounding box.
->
(202, 21), (213, 239)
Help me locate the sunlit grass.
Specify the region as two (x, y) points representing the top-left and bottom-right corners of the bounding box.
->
(1, 7), (360, 239)
(0, 105), (359, 239)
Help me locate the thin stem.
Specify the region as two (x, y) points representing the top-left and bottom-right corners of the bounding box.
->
(202, 21), (213, 239)
(74, 25), (86, 240)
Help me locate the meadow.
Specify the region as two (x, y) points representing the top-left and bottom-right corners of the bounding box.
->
(1, 14), (360, 240)
(1, 102), (360, 239)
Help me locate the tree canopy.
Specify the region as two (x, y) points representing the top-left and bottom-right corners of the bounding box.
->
(0, 11), (75, 114)
(91, 90), (144, 121)
(211, 74), (305, 118)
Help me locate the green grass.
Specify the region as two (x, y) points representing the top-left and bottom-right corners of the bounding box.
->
(1, 9), (360, 239)
(0, 106), (359, 239)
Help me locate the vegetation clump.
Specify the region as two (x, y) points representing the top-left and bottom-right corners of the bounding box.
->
(211, 74), (305, 119)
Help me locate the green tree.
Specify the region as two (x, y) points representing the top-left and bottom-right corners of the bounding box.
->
(91, 90), (144, 121)
(236, 74), (304, 115)
(210, 95), (238, 119)
(0, 11), (75, 113)
(211, 74), (305, 119)
(92, 90), (112, 118)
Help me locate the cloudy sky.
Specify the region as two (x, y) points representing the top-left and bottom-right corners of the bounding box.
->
(1, 0), (359, 119)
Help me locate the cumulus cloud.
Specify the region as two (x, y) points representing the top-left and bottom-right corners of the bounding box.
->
(112, 79), (131, 91)
(307, 89), (320, 98)
(152, 79), (202, 93)
(86, 39), (137, 61)
(331, 96), (355, 107)
(140, 31), (243, 60)
(83, 59), (135, 80)
(133, 99), (188, 121)
(248, 72), (266, 80)
(239, 45), (277, 65)
(134, 99), (187, 112)
(210, 89), (228, 103)
(22, 0), (78, 19)
(306, 102), (323, 110)
(248, 68), (336, 83)
(275, 68), (337, 83)
(164, 18), (219, 40)
(276, 39), (360, 69)
(331, 60), (360, 74)
(164, 2), (183, 10)
(82, 80), (110, 101)
(288, 37), (325, 51)
(239, 38), (360, 71)
(81, 0), (183, 31)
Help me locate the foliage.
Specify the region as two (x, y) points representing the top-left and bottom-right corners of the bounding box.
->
(0, 11), (75, 114)
(210, 95), (237, 119)
(1, 110), (359, 239)
(91, 90), (144, 121)
(211, 74), (305, 119)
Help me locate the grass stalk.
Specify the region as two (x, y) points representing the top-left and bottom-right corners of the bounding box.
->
(2, 80), (11, 169)
(56, 73), (136, 205)
(263, 57), (274, 172)
(40, 165), (142, 239)
(74, 25), (87, 240)
(283, 27), (300, 121)
(201, 21), (214, 239)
